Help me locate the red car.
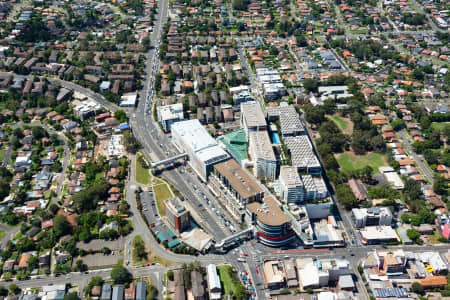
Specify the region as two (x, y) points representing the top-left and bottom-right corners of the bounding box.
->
(243, 253), (248, 256)
(256, 269), (259, 274)
(146, 264), (150, 266)
(244, 271), (248, 275)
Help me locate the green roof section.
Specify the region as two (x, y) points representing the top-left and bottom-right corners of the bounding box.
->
(168, 239), (180, 248)
(166, 229), (176, 239)
(157, 232), (167, 242)
(219, 129), (248, 164)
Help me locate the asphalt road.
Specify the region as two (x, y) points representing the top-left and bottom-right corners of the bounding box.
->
(398, 129), (435, 184)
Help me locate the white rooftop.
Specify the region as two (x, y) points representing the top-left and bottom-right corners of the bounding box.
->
(172, 119), (229, 163)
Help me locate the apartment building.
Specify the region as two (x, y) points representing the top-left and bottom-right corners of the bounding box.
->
(249, 131), (278, 179)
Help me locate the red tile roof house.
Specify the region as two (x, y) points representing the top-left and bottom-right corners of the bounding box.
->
(42, 219), (54, 229)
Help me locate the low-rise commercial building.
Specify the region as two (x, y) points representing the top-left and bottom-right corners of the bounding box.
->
(172, 119), (229, 181)
(359, 226), (400, 245)
(263, 260), (286, 289)
(379, 166), (404, 190)
(207, 264), (221, 300)
(351, 207), (392, 228)
(157, 103), (184, 132)
(120, 93), (137, 107)
(297, 258), (351, 289)
(249, 131), (278, 179)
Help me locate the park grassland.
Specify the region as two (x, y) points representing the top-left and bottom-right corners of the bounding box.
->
(217, 265), (240, 297)
(153, 184), (173, 216)
(337, 152), (388, 174)
(136, 153), (151, 185)
(330, 115), (348, 130)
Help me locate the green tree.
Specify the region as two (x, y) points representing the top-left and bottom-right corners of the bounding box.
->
(53, 214), (71, 238)
(336, 184), (358, 210)
(407, 229), (421, 242)
(411, 282), (424, 295)
(8, 284), (20, 295)
(401, 213), (411, 224)
(64, 292), (81, 300)
(111, 265), (132, 284)
(114, 110), (127, 123)
(434, 176), (448, 196)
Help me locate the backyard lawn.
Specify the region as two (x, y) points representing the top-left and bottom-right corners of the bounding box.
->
(136, 154), (151, 185)
(431, 122), (449, 132)
(0, 149), (7, 163)
(153, 184), (173, 216)
(337, 152), (388, 174)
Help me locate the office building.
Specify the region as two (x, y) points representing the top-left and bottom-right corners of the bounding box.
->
(207, 265), (221, 300)
(210, 159), (264, 221)
(164, 197), (190, 233)
(351, 207), (392, 228)
(157, 103), (184, 132)
(247, 196), (296, 247)
(172, 119), (229, 181)
(240, 101), (267, 139)
(249, 131), (278, 179)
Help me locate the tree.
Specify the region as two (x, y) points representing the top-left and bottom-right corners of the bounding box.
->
(13, 128), (24, 139)
(433, 176), (448, 196)
(123, 131), (139, 153)
(32, 126), (47, 140)
(303, 79), (319, 93)
(114, 110), (127, 123)
(167, 271), (174, 281)
(336, 184), (358, 210)
(133, 237), (147, 259)
(8, 284), (20, 295)
(53, 214), (71, 238)
(401, 213), (411, 224)
(304, 105), (326, 126)
(111, 265), (132, 284)
(407, 229), (421, 242)
(411, 282), (424, 295)
(64, 293), (81, 300)
(27, 256), (39, 269)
